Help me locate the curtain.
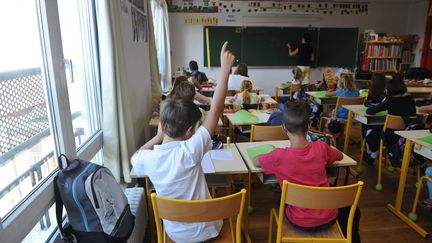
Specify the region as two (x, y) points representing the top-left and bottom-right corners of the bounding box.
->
(148, 0), (162, 110)
(151, 0), (172, 93)
(97, 0), (137, 183)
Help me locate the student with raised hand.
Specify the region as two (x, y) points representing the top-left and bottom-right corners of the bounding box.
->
(131, 42), (235, 242)
(256, 101), (361, 243)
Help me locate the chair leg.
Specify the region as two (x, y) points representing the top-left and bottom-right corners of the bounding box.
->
(319, 117), (324, 132)
(211, 187), (216, 198)
(268, 210), (274, 243)
(376, 141), (384, 191)
(357, 138), (366, 173)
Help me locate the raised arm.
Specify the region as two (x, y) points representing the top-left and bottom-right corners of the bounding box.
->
(141, 123), (164, 149)
(203, 42), (235, 135)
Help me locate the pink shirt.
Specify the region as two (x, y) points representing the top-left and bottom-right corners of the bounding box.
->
(258, 141), (340, 227)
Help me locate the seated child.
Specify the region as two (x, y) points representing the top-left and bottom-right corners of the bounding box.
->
(366, 74), (417, 153)
(232, 79), (261, 106)
(362, 73), (387, 164)
(171, 75), (211, 105)
(327, 73), (359, 120)
(291, 67), (308, 102)
(131, 42), (235, 242)
(188, 60), (208, 84)
(256, 101), (361, 243)
(228, 63), (251, 90)
(316, 67), (338, 91)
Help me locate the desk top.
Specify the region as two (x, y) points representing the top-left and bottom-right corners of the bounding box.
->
(395, 130), (432, 149)
(407, 87), (432, 93)
(130, 145), (248, 178)
(225, 110), (271, 126)
(342, 105), (385, 117)
(235, 140), (357, 173)
(306, 91), (338, 105)
(200, 86), (264, 93)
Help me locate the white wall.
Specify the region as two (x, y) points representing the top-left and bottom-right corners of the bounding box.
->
(169, 1), (428, 94)
(117, 0), (153, 146)
(406, 0), (429, 67)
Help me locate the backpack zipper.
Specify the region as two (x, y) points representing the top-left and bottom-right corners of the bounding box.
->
(90, 167), (101, 208)
(72, 163), (93, 232)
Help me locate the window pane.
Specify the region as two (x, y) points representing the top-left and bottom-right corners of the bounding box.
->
(57, 0), (101, 148)
(0, 1), (57, 219)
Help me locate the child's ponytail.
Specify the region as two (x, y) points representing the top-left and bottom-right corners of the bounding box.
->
(240, 80), (253, 104)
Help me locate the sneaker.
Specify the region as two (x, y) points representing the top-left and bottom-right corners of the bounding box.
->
(417, 199), (432, 217)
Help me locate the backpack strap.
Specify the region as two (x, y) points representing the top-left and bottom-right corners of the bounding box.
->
(57, 154), (71, 170)
(54, 175), (75, 242)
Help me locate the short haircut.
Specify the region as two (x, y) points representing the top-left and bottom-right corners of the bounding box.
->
(386, 74), (407, 96)
(234, 63), (249, 77)
(160, 98), (202, 138)
(189, 60), (198, 71)
(282, 101), (311, 134)
(169, 81), (195, 101)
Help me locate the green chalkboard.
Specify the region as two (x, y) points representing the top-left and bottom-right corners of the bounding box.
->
(241, 27), (318, 66)
(203, 26), (242, 67)
(317, 28), (359, 68)
(203, 26), (359, 68)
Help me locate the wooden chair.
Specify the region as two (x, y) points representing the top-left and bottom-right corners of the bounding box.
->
(268, 181), (364, 243)
(319, 96), (366, 132)
(250, 125), (288, 142)
(151, 189), (247, 243)
(375, 114), (422, 191)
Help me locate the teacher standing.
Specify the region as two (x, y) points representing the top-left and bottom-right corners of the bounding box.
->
(287, 33), (315, 84)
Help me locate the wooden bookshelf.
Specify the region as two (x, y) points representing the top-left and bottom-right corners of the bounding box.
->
(367, 56), (401, 59)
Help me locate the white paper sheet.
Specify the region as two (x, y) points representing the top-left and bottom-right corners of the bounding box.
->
(201, 152), (215, 173)
(210, 149), (233, 161)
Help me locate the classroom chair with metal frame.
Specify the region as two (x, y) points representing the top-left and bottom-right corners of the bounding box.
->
(268, 180), (364, 243)
(375, 114), (424, 191)
(150, 189), (247, 243)
(319, 96), (366, 132)
(250, 125), (289, 142)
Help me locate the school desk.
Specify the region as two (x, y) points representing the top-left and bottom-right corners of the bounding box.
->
(236, 140), (357, 184)
(199, 85), (264, 96)
(274, 84), (291, 102)
(306, 91), (338, 105)
(407, 86), (432, 99)
(130, 145), (253, 243)
(224, 110), (271, 140)
(387, 130), (432, 238)
(224, 94), (278, 108)
(342, 105), (427, 156)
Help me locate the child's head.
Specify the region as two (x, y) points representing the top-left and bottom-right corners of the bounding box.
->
(189, 60), (199, 71)
(369, 73), (386, 99)
(235, 63), (249, 77)
(322, 68), (338, 89)
(338, 73), (355, 91)
(160, 98), (201, 139)
(282, 101), (311, 135)
(240, 80), (253, 104)
(386, 74), (407, 96)
(302, 33), (312, 44)
(169, 81), (195, 101)
(292, 67), (304, 82)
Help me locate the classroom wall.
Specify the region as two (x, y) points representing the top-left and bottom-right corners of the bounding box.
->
(169, 1), (428, 94)
(406, 0), (429, 67)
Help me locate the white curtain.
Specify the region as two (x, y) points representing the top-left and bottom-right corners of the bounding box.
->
(151, 0), (172, 93)
(148, 0), (163, 109)
(96, 0), (137, 183)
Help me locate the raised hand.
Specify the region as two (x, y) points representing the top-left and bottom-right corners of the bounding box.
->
(220, 41), (235, 75)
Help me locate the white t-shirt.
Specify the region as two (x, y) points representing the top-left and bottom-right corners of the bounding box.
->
(228, 74), (250, 90)
(131, 126), (222, 242)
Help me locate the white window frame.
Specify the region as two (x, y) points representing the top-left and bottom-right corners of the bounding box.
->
(0, 0), (103, 241)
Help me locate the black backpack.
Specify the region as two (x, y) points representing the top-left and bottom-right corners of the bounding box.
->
(54, 155), (134, 243)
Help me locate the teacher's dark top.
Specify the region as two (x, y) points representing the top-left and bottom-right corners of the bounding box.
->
(298, 43), (314, 66)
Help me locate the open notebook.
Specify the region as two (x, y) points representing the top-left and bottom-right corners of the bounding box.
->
(246, 144), (276, 167)
(201, 149), (234, 173)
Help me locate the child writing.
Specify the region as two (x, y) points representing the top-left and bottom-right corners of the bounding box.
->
(232, 79), (261, 105)
(131, 42), (235, 242)
(327, 73), (359, 120)
(256, 101), (361, 243)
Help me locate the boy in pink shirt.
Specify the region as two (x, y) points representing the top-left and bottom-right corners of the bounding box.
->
(256, 101), (361, 243)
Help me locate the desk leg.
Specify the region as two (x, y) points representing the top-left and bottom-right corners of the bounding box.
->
(242, 171), (252, 243)
(343, 111), (353, 154)
(386, 139), (429, 237)
(229, 123), (234, 142)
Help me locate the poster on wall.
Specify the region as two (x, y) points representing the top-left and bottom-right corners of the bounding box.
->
(131, 6), (148, 42)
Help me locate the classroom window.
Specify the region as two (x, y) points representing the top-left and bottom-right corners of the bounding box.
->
(0, 0), (102, 241)
(0, 0), (57, 220)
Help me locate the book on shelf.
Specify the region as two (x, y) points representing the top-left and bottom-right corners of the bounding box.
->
(361, 59), (398, 72)
(367, 44), (401, 57)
